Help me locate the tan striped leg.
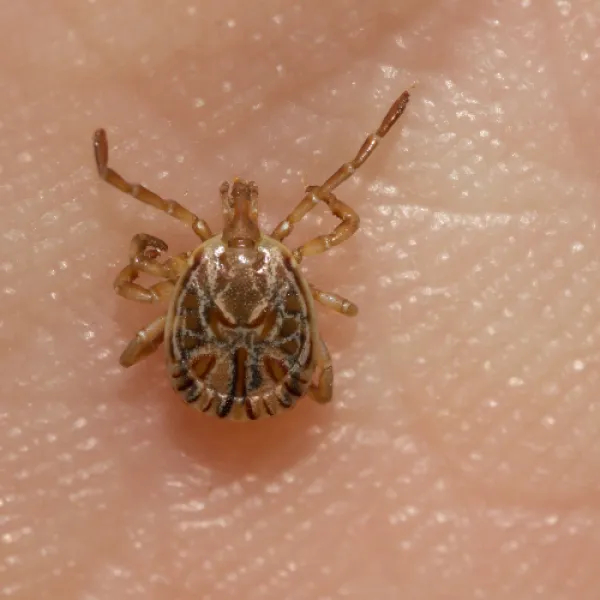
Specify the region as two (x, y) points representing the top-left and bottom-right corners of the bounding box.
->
(113, 234), (184, 303)
(271, 89), (411, 262)
(291, 187), (359, 263)
(309, 338), (333, 404)
(310, 284), (358, 317)
(120, 315), (166, 367)
(93, 128), (213, 241)
(114, 268), (175, 304)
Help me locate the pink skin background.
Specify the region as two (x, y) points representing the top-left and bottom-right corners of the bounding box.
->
(1, 1), (600, 598)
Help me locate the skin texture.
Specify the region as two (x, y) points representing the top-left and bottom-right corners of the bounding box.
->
(1, 0), (600, 598)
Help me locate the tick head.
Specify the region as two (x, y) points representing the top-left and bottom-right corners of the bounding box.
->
(221, 178), (261, 250)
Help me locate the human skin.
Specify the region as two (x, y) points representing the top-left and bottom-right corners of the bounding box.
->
(2, 0), (600, 598)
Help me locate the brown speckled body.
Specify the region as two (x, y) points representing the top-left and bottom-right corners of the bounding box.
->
(92, 88), (411, 420)
(166, 237), (317, 420)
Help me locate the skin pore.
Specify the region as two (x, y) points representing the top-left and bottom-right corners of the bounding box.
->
(1, 1), (600, 598)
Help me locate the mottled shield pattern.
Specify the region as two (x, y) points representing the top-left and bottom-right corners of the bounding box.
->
(165, 236), (318, 420)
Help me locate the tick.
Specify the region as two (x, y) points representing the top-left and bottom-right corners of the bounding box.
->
(93, 90), (410, 420)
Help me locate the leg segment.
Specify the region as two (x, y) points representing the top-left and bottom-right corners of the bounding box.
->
(308, 338), (333, 404)
(271, 89), (411, 251)
(291, 187), (358, 262)
(310, 284), (358, 317)
(119, 315), (166, 367)
(93, 129), (213, 241)
(128, 233), (172, 279)
(164, 252), (191, 277)
(313, 89), (411, 195)
(113, 233), (183, 303)
(114, 266), (175, 303)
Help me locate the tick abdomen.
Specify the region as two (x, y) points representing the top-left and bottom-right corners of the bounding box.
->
(165, 237), (317, 420)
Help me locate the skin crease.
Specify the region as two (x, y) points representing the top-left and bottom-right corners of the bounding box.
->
(1, 0), (600, 598)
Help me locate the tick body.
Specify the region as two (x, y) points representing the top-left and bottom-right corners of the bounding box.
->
(93, 89), (411, 420)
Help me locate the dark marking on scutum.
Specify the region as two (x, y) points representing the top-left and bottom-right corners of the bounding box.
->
(264, 356), (288, 383)
(284, 375), (304, 398)
(234, 347), (248, 398)
(284, 292), (303, 314)
(245, 397), (258, 420)
(216, 396), (234, 418)
(247, 306), (268, 328)
(179, 334), (198, 351)
(181, 291), (201, 311)
(207, 307), (226, 341)
(280, 338), (299, 355)
(257, 310), (278, 341)
(248, 360), (262, 392)
(282, 257), (307, 305)
(175, 376), (194, 392)
(184, 314), (202, 331)
(219, 347), (247, 419)
(284, 257), (313, 335)
(207, 305), (236, 341)
(215, 304), (237, 327)
(279, 317), (298, 338)
(185, 386), (201, 404)
(302, 337), (314, 373)
(277, 390), (294, 408)
(190, 354), (217, 380)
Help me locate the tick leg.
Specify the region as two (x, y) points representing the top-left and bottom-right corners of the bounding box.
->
(309, 90), (411, 195)
(93, 128), (213, 241)
(114, 234), (172, 302)
(120, 315), (166, 367)
(308, 338), (333, 404)
(114, 266), (175, 303)
(127, 234), (189, 282)
(291, 187), (358, 263)
(164, 251), (191, 278)
(271, 89), (411, 247)
(113, 233), (183, 303)
(310, 284), (358, 317)
(128, 233), (173, 279)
